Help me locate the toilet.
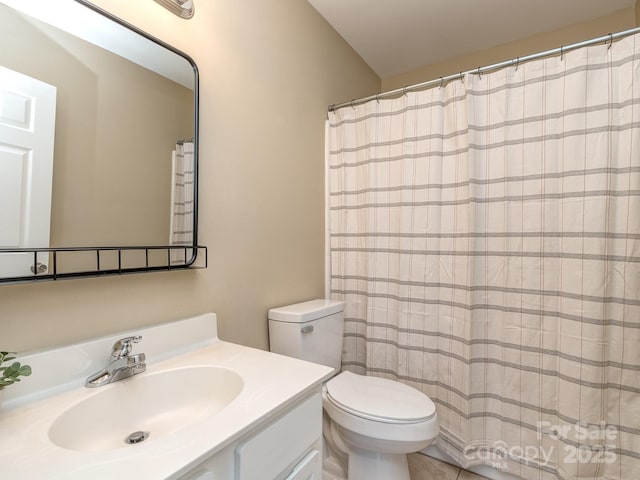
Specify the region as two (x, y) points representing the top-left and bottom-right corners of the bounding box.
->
(268, 299), (439, 480)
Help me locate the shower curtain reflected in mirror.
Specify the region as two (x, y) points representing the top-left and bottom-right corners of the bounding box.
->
(328, 33), (640, 480)
(170, 140), (194, 264)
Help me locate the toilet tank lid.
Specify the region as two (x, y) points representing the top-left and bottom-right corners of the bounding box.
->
(268, 299), (345, 323)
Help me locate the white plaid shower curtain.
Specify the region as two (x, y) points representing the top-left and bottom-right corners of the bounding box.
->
(327, 33), (640, 480)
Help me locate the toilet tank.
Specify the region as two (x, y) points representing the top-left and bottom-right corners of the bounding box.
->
(268, 299), (344, 371)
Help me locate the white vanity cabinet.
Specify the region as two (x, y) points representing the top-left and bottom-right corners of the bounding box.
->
(177, 391), (323, 480)
(0, 314), (333, 480)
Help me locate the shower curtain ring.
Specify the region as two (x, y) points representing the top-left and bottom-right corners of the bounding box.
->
(560, 46), (564, 61)
(350, 99), (355, 110)
(514, 57), (520, 71)
(459, 71), (464, 83)
(439, 77), (444, 88)
(403, 86), (408, 97)
(608, 33), (613, 50)
(477, 67), (482, 79)
(376, 93), (381, 103)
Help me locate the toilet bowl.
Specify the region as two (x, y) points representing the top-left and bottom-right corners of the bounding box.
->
(322, 371), (438, 480)
(268, 299), (440, 480)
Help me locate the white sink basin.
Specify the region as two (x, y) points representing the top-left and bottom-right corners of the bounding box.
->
(48, 366), (243, 452)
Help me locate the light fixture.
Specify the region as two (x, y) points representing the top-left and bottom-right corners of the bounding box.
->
(152, 0), (194, 19)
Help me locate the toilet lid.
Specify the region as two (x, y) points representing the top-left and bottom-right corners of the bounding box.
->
(326, 371), (436, 423)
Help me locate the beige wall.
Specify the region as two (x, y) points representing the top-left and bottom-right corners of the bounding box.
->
(636, 1), (640, 26)
(383, 8), (638, 91)
(0, 1), (379, 353)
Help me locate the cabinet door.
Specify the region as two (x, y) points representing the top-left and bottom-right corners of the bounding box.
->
(235, 393), (322, 480)
(284, 450), (320, 480)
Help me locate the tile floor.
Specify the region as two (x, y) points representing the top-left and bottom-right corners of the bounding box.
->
(408, 453), (488, 480)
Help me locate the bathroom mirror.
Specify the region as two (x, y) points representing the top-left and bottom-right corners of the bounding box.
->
(0, 0), (201, 282)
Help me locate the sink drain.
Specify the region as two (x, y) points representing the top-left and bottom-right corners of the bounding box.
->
(125, 431), (149, 445)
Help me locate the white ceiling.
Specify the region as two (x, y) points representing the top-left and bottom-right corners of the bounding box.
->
(307, 0), (636, 78)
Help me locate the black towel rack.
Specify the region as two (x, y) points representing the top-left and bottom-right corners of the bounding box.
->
(0, 245), (207, 284)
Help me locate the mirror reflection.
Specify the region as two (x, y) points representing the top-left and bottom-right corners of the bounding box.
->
(0, 0), (197, 279)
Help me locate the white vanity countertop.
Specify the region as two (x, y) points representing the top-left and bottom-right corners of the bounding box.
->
(0, 314), (334, 479)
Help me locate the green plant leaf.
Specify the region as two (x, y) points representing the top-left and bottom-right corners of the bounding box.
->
(3, 362), (21, 377)
(0, 353), (31, 389)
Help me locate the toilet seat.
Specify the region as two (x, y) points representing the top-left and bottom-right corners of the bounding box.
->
(326, 371), (436, 424)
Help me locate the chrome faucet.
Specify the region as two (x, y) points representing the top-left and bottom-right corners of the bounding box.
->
(85, 335), (146, 388)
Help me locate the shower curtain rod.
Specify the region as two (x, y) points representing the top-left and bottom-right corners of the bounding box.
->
(328, 26), (640, 112)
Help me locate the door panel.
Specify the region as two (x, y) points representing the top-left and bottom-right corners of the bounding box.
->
(0, 65), (56, 276)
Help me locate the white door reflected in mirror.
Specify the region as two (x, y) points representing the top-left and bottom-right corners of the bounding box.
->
(0, 65), (56, 276)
